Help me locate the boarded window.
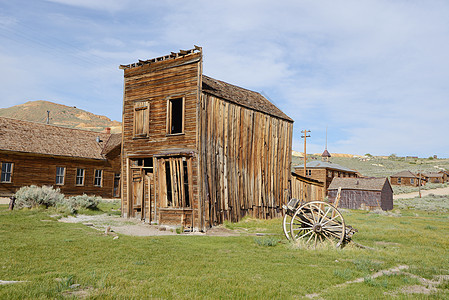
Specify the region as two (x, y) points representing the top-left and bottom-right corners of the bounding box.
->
(159, 157), (190, 208)
(1, 162), (13, 183)
(133, 101), (149, 137)
(56, 167), (65, 185)
(94, 170), (103, 187)
(76, 168), (85, 186)
(167, 98), (184, 134)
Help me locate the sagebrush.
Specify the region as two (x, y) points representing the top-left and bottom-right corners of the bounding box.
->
(14, 185), (101, 213)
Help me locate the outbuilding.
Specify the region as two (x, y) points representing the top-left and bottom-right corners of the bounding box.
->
(328, 177), (393, 211)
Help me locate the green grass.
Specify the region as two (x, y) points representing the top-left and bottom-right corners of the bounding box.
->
(292, 155), (449, 178)
(1, 203), (449, 299)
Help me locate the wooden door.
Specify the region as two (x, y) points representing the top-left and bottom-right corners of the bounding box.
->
(131, 168), (144, 219)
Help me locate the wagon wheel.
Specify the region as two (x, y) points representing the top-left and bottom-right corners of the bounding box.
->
(282, 213), (293, 240)
(289, 201), (346, 248)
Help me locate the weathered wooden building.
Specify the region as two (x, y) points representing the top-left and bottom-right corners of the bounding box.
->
(422, 172), (445, 184)
(119, 47), (293, 230)
(328, 177), (393, 211)
(390, 170), (422, 186)
(0, 117), (120, 197)
(291, 172), (325, 202)
(293, 160), (358, 193)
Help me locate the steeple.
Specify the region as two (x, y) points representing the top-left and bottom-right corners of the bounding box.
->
(322, 126), (331, 162)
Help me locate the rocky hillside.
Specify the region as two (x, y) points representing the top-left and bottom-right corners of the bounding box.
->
(0, 100), (121, 133)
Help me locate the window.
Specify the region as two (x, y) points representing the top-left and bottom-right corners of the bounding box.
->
(328, 170), (332, 178)
(133, 101), (149, 138)
(94, 170), (103, 187)
(167, 97), (184, 134)
(306, 169), (312, 176)
(410, 178), (414, 184)
(55, 167), (65, 185)
(161, 157), (190, 208)
(1, 162), (13, 183)
(398, 177), (402, 184)
(76, 168), (85, 186)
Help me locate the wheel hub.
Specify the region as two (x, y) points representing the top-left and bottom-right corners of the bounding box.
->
(312, 223), (322, 233)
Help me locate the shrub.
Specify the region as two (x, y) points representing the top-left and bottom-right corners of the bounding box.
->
(15, 185), (64, 209)
(14, 186), (101, 214)
(57, 194), (101, 214)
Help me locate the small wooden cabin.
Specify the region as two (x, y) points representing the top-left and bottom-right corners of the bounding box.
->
(328, 177), (393, 211)
(119, 47), (293, 230)
(390, 170), (422, 186)
(422, 172), (445, 184)
(0, 117), (120, 197)
(293, 160), (358, 193)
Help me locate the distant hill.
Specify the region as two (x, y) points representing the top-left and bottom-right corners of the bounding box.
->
(0, 100), (121, 133)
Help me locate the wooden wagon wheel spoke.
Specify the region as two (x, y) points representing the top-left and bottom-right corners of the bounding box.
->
(289, 201), (346, 248)
(294, 229), (313, 240)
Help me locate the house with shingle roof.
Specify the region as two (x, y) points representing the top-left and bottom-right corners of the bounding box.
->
(328, 177), (393, 211)
(0, 117), (120, 197)
(390, 170), (422, 186)
(119, 47), (293, 230)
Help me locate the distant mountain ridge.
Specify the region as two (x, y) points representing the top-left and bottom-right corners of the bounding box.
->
(0, 100), (121, 133)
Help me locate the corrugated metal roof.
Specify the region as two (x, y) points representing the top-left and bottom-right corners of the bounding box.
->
(0, 117), (110, 160)
(328, 177), (390, 191)
(293, 161), (357, 173)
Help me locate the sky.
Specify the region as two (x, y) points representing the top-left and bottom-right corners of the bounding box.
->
(0, 0), (448, 158)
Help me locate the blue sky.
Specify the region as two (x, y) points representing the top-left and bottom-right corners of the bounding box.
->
(0, 0), (448, 157)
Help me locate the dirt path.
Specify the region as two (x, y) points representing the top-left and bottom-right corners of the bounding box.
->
(394, 186), (449, 199)
(58, 214), (241, 237)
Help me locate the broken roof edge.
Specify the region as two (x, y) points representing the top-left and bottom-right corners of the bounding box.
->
(119, 46), (202, 70)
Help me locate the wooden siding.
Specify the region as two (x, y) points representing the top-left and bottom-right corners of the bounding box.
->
(199, 93), (293, 226)
(121, 52), (202, 227)
(0, 151), (115, 197)
(291, 174), (325, 202)
(328, 185), (393, 211)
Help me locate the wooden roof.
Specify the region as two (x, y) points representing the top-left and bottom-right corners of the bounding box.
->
(328, 177), (391, 192)
(390, 170), (418, 178)
(101, 133), (122, 155)
(0, 117), (110, 160)
(422, 172), (444, 178)
(202, 75), (293, 122)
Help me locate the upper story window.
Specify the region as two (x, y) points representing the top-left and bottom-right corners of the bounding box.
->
(167, 97), (184, 135)
(94, 169), (103, 187)
(55, 167), (65, 185)
(76, 168), (85, 186)
(133, 101), (150, 138)
(1, 162), (13, 183)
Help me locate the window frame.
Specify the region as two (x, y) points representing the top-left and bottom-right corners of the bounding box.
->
(55, 166), (66, 185)
(76, 168), (85, 186)
(166, 96), (185, 135)
(133, 100), (150, 138)
(1, 162), (13, 183)
(94, 169), (103, 187)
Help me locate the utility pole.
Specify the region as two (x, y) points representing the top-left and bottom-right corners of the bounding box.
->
(301, 130), (311, 177)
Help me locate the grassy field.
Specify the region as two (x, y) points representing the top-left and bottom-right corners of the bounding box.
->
(291, 155), (449, 178)
(1, 201), (449, 299)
